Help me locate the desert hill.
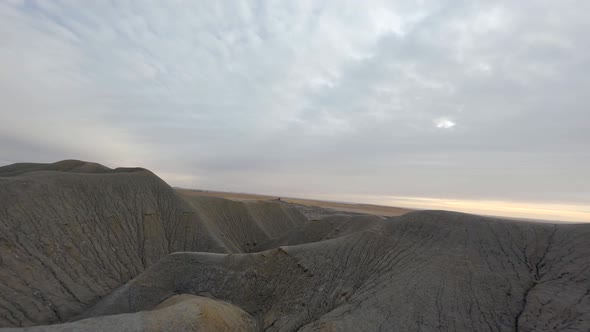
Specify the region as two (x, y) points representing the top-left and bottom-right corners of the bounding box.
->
(0, 159), (116, 177)
(0, 160), (304, 327)
(0, 161), (588, 331)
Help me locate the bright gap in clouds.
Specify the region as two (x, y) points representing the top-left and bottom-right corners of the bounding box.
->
(435, 119), (456, 129)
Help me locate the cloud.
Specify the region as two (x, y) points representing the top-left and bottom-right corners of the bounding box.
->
(435, 119), (456, 129)
(0, 0), (588, 219)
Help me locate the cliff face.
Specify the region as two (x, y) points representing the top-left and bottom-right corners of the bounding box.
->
(0, 161), (588, 331)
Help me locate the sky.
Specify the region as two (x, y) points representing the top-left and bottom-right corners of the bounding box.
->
(1, 0), (589, 222)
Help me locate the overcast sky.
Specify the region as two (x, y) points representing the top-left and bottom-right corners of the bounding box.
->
(1, 1), (589, 221)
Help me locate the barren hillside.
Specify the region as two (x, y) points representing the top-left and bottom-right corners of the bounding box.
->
(0, 161), (588, 331)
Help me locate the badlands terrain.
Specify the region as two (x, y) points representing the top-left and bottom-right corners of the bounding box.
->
(0, 160), (588, 331)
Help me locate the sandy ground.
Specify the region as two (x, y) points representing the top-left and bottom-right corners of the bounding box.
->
(175, 188), (414, 217)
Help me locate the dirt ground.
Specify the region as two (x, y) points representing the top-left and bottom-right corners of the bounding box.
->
(175, 188), (414, 217)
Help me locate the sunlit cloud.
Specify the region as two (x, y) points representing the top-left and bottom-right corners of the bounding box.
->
(435, 119), (456, 129)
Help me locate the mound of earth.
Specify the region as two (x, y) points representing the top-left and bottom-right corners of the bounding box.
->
(0, 161), (588, 331)
(2, 294), (257, 332)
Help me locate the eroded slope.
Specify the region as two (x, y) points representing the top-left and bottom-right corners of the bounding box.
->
(0, 161), (588, 331)
(77, 211), (590, 331)
(0, 161), (305, 327)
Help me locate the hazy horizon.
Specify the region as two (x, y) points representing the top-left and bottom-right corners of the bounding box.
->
(169, 185), (588, 223)
(1, 1), (588, 222)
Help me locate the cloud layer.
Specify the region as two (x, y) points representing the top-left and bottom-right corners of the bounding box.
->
(1, 0), (589, 220)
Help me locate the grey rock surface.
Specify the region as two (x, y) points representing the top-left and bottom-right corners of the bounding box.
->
(0, 161), (588, 331)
